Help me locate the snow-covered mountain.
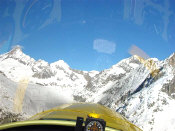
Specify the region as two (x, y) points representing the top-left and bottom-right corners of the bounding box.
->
(0, 46), (175, 131)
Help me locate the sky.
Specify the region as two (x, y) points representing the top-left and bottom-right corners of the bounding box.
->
(0, 0), (175, 71)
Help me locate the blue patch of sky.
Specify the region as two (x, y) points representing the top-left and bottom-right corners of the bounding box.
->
(0, 0), (175, 71)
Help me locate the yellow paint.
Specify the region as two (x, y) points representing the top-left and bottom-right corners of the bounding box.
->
(0, 103), (141, 131)
(28, 102), (142, 131)
(0, 120), (76, 130)
(88, 113), (100, 118)
(13, 78), (29, 113)
(0, 120), (121, 131)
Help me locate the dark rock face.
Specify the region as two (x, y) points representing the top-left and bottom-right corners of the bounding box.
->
(161, 53), (175, 99)
(0, 108), (26, 124)
(32, 68), (55, 79)
(73, 95), (86, 102)
(168, 53), (175, 67)
(161, 76), (175, 99)
(0, 71), (6, 77)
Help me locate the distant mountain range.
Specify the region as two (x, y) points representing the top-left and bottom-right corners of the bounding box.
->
(0, 46), (175, 131)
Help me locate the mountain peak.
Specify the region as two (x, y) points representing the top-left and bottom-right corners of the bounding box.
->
(8, 45), (23, 56)
(3, 45), (36, 66)
(12, 45), (23, 51)
(167, 52), (175, 67)
(51, 60), (70, 69)
(169, 52), (175, 59)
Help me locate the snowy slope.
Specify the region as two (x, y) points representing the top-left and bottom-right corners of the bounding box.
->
(0, 72), (74, 120)
(0, 46), (175, 130)
(116, 53), (175, 131)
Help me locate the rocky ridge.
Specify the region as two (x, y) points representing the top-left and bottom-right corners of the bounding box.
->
(0, 46), (175, 131)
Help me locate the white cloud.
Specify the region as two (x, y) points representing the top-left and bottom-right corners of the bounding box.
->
(93, 39), (116, 54)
